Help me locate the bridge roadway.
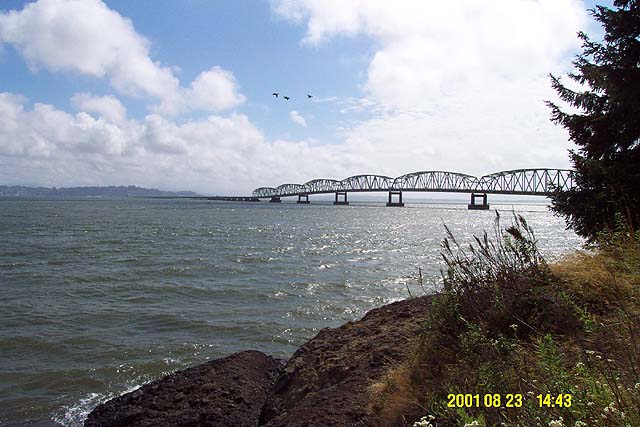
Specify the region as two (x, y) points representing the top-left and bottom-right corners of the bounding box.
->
(250, 169), (575, 209)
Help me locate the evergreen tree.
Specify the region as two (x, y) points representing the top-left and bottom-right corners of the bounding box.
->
(548, 0), (640, 241)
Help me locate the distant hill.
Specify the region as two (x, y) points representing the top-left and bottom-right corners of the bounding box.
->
(0, 185), (199, 198)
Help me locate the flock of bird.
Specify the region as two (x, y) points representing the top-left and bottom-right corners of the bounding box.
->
(272, 92), (313, 101)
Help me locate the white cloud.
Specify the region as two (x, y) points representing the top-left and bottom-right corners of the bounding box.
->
(71, 93), (127, 124)
(0, 0), (244, 115)
(0, 93), (135, 159)
(156, 66), (246, 115)
(289, 110), (307, 127)
(272, 0), (589, 175)
(272, 0), (587, 105)
(0, 92), (360, 193)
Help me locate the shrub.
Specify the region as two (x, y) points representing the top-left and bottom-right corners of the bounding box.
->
(440, 211), (581, 339)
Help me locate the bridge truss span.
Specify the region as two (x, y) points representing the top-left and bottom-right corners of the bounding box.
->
(477, 169), (575, 195)
(340, 174), (395, 192)
(304, 179), (343, 194)
(252, 187), (277, 198)
(391, 171), (478, 192)
(275, 183), (307, 197)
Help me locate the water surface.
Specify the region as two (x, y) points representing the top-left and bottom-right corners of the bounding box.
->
(0, 197), (581, 426)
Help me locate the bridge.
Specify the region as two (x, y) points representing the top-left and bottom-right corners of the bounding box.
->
(251, 169), (575, 209)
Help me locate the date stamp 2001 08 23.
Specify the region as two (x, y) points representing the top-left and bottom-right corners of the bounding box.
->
(447, 393), (572, 409)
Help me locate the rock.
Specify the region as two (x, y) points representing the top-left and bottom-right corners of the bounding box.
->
(85, 350), (284, 427)
(259, 295), (434, 427)
(84, 296), (435, 427)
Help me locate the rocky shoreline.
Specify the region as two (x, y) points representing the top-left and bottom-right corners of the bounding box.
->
(85, 295), (434, 427)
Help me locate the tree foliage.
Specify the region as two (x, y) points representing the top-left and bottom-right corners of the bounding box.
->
(548, 0), (640, 241)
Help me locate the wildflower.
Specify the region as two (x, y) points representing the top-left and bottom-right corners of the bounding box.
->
(605, 403), (617, 413)
(548, 417), (564, 427)
(413, 416), (434, 427)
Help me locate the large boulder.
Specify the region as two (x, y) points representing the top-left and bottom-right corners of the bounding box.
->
(85, 350), (284, 427)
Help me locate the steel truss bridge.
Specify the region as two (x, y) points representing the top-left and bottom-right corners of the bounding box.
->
(251, 169), (575, 208)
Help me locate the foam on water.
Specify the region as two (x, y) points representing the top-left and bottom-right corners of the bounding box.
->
(53, 383), (144, 427)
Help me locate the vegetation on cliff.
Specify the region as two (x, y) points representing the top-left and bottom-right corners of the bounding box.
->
(369, 213), (640, 426)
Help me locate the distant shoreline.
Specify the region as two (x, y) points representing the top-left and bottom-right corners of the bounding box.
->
(0, 185), (199, 198)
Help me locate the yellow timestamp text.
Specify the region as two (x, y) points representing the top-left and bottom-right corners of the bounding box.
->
(537, 394), (572, 408)
(447, 393), (523, 408)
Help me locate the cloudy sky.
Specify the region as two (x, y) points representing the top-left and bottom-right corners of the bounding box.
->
(0, 0), (611, 194)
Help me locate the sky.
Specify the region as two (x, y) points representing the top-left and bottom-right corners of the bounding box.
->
(0, 0), (614, 194)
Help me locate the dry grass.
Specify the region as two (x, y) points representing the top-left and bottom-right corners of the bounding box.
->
(369, 364), (424, 427)
(551, 249), (640, 313)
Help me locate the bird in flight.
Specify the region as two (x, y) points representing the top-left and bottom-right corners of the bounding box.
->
(272, 92), (279, 98)
(283, 96), (290, 100)
(307, 94), (313, 99)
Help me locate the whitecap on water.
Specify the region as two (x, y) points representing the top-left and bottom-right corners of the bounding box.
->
(52, 382), (143, 427)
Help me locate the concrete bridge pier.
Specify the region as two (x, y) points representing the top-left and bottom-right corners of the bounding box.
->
(334, 191), (349, 205)
(468, 193), (490, 210)
(386, 191), (404, 207)
(297, 194), (310, 204)
(270, 196), (282, 203)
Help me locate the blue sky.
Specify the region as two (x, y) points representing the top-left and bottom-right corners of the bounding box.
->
(0, 0), (614, 193)
(0, 0), (374, 144)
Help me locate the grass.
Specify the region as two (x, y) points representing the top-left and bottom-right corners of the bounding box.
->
(369, 212), (640, 427)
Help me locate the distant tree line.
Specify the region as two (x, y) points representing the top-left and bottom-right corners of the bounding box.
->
(0, 185), (198, 197)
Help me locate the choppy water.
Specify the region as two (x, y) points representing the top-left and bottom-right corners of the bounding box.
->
(0, 197), (581, 426)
